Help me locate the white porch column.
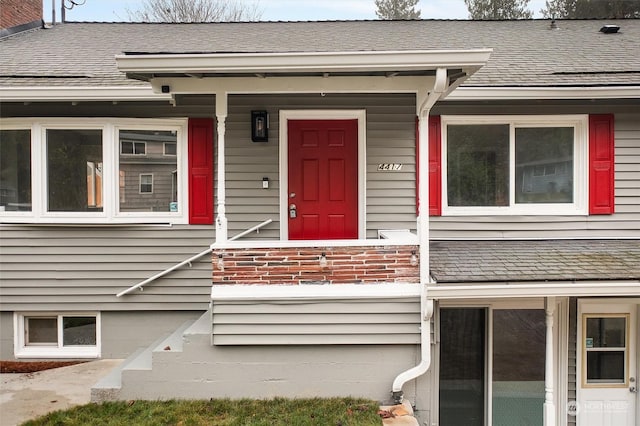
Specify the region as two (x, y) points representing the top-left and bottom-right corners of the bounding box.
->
(544, 296), (557, 426)
(215, 92), (228, 243)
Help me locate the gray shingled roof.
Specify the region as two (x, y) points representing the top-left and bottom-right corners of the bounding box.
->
(430, 239), (640, 283)
(1, 19), (639, 88)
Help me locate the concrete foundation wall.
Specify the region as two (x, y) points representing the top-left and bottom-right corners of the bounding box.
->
(0, 312), (14, 358)
(120, 330), (432, 408)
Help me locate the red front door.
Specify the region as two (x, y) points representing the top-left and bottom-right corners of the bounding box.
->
(288, 119), (358, 240)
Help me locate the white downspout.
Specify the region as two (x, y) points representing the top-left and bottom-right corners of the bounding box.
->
(391, 67), (448, 404)
(215, 92), (228, 243)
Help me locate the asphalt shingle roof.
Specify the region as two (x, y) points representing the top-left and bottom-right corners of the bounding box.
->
(430, 239), (640, 283)
(1, 19), (640, 88)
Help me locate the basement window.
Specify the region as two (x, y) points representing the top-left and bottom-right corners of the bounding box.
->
(15, 313), (100, 358)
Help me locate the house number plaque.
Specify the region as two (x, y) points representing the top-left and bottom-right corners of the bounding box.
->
(377, 163), (403, 171)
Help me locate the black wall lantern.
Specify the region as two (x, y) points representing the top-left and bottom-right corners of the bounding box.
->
(251, 110), (269, 142)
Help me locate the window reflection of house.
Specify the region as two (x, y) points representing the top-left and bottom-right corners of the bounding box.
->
(119, 130), (177, 212)
(517, 157), (573, 203)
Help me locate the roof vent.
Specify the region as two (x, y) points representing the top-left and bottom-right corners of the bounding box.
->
(600, 24), (620, 34)
(549, 19), (558, 30)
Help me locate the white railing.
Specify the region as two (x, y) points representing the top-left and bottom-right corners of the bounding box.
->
(116, 219), (273, 297)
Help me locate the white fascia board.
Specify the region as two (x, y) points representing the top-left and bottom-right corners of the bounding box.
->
(211, 283), (421, 302)
(445, 86), (640, 100)
(0, 86), (169, 102)
(427, 281), (640, 299)
(116, 49), (492, 75)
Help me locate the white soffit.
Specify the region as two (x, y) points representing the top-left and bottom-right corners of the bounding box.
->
(115, 49), (493, 75)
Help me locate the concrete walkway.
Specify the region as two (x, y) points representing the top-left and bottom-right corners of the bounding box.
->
(0, 359), (122, 426)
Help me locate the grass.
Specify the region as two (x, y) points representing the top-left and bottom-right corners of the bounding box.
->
(21, 397), (382, 426)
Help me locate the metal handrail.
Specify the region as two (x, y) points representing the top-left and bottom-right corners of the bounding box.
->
(116, 219), (273, 297)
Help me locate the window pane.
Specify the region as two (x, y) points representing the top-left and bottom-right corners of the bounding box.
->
(164, 142), (177, 156)
(492, 310), (545, 426)
(47, 129), (103, 212)
(447, 125), (509, 206)
(587, 351), (625, 383)
(515, 127), (573, 204)
(63, 316), (96, 346)
(0, 130), (32, 212)
(440, 308), (486, 426)
(119, 130), (177, 212)
(26, 317), (58, 345)
(586, 317), (626, 348)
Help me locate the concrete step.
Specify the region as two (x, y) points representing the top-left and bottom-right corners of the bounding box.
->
(91, 348), (144, 402)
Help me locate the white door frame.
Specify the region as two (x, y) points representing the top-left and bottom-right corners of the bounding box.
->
(576, 298), (639, 426)
(278, 109), (367, 240)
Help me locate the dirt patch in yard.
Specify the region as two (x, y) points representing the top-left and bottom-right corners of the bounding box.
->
(0, 360), (86, 373)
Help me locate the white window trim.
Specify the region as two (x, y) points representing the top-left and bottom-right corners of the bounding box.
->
(139, 173), (154, 194)
(14, 312), (101, 359)
(0, 118), (188, 224)
(441, 115), (588, 216)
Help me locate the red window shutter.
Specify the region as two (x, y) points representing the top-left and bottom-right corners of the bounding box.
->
(428, 115), (442, 216)
(589, 114), (615, 215)
(416, 115), (442, 216)
(188, 118), (214, 224)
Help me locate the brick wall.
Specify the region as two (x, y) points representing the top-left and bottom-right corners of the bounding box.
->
(212, 245), (420, 285)
(1, 0), (42, 30)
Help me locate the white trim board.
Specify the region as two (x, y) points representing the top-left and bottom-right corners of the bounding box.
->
(428, 282), (640, 299)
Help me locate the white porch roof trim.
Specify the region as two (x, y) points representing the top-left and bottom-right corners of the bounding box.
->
(210, 281), (640, 302)
(445, 85), (640, 100)
(428, 281), (640, 299)
(115, 49), (493, 76)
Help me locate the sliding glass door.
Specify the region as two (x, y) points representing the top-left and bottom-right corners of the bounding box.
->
(440, 308), (546, 426)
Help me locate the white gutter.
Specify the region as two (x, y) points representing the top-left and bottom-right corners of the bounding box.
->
(427, 281), (640, 299)
(445, 85), (640, 101)
(391, 67), (448, 403)
(0, 86), (169, 102)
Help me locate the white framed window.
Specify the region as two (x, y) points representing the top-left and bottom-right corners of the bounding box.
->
(14, 312), (101, 358)
(139, 174), (153, 194)
(442, 115), (588, 216)
(0, 118), (188, 224)
(164, 142), (177, 156)
(120, 140), (146, 155)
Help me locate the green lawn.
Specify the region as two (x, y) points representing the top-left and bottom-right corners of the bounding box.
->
(22, 397), (382, 426)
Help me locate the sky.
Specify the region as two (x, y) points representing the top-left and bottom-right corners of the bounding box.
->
(44, 0), (549, 22)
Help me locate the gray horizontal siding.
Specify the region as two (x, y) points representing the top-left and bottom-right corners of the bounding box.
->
(212, 298), (421, 345)
(0, 225), (214, 311)
(1, 97), (639, 315)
